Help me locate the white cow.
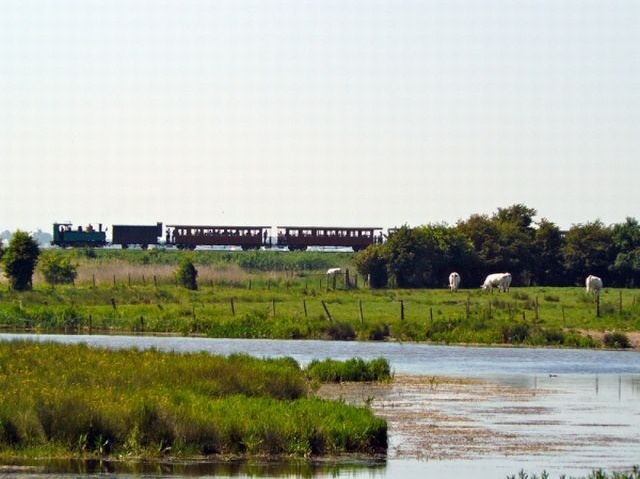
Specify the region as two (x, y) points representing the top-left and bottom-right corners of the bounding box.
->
(482, 272), (511, 293)
(586, 275), (603, 296)
(448, 272), (461, 292)
(326, 268), (342, 277)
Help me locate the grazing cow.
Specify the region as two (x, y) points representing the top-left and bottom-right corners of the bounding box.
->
(448, 272), (461, 292)
(482, 272), (511, 293)
(326, 268), (342, 277)
(586, 275), (603, 296)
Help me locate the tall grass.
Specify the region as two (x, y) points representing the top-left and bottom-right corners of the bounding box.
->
(306, 358), (392, 383)
(0, 341), (387, 459)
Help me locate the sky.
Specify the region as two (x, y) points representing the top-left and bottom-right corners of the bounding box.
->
(1, 0), (638, 235)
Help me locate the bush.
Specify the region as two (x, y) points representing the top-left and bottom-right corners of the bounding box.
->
(603, 331), (631, 349)
(3, 231), (40, 291)
(502, 323), (530, 343)
(324, 321), (356, 341)
(39, 252), (78, 285)
(176, 260), (198, 290)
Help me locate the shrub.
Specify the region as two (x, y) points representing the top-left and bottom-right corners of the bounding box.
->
(176, 260), (198, 290)
(324, 321), (356, 341)
(502, 323), (530, 343)
(3, 231), (40, 291)
(603, 331), (631, 349)
(368, 323), (390, 341)
(39, 252), (78, 285)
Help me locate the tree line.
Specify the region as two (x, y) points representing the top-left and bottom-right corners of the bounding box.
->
(355, 204), (640, 289)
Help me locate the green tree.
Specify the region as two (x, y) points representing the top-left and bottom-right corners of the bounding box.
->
(493, 205), (538, 285)
(384, 225), (431, 288)
(533, 218), (565, 286)
(38, 251), (78, 285)
(610, 217), (640, 287)
(3, 231), (40, 291)
(562, 220), (614, 286)
(354, 243), (389, 288)
(176, 259), (198, 290)
(456, 213), (502, 277)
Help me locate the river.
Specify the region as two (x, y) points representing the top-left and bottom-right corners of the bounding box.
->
(1, 333), (639, 479)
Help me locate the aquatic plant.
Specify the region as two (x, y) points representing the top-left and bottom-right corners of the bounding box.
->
(0, 341), (387, 459)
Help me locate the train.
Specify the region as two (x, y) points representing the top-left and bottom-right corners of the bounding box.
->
(52, 222), (385, 252)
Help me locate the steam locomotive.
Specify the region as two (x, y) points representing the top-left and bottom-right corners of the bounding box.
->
(52, 222), (384, 252)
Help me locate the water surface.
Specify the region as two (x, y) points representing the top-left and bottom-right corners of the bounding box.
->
(1, 334), (639, 478)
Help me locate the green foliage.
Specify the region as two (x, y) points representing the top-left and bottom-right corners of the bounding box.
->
(0, 342), (387, 458)
(602, 331), (631, 349)
(305, 357), (392, 383)
(323, 321), (357, 340)
(176, 259), (198, 290)
(354, 244), (388, 288)
(38, 251), (78, 285)
(2, 231), (40, 291)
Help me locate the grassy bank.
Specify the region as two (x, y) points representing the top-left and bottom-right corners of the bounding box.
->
(1, 250), (639, 348)
(0, 341), (388, 459)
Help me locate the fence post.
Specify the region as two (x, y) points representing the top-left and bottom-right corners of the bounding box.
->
(400, 300), (404, 321)
(230, 298), (235, 316)
(321, 301), (333, 321)
(619, 290), (623, 315)
(303, 299), (308, 318)
(466, 294), (470, 319)
(596, 293), (601, 318)
(92, 274), (96, 288)
(359, 299), (364, 324)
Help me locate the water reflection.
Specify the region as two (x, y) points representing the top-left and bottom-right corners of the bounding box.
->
(4, 457), (387, 478)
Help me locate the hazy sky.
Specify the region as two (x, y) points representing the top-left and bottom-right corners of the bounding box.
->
(1, 0), (638, 235)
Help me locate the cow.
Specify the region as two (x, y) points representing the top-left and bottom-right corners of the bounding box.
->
(586, 275), (603, 296)
(326, 267), (342, 277)
(482, 272), (511, 293)
(448, 272), (461, 292)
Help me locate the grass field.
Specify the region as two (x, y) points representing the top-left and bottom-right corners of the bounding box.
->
(1, 249), (639, 348)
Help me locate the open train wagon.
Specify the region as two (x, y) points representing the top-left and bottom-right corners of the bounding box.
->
(276, 226), (383, 251)
(167, 225), (270, 250)
(52, 223), (107, 247)
(111, 223), (163, 249)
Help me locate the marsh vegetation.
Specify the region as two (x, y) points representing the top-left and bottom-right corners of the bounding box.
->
(0, 341), (388, 459)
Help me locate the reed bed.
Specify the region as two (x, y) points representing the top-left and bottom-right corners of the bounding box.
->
(0, 341), (387, 459)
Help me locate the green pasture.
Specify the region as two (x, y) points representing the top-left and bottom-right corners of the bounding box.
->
(0, 341), (388, 459)
(1, 276), (639, 347)
(0, 248), (638, 347)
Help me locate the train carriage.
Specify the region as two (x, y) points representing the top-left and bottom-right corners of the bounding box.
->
(112, 223), (163, 249)
(167, 225), (270, 250)
(276, 226), (383, 252)
(52, 223), (107, 248)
